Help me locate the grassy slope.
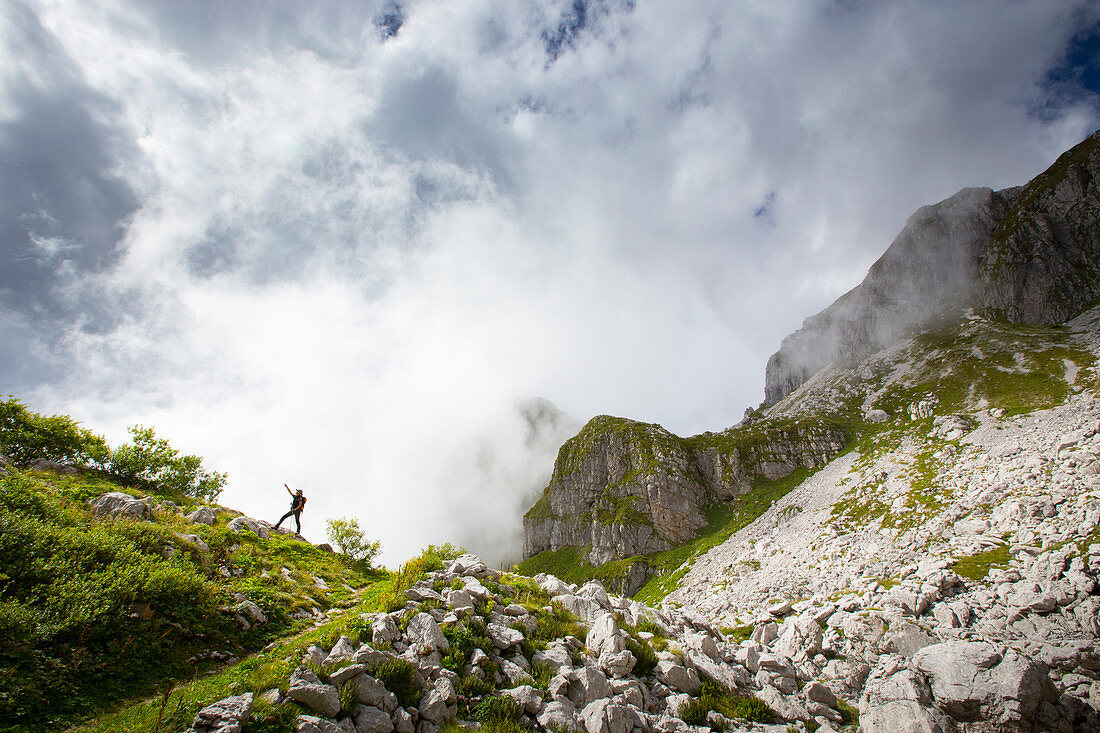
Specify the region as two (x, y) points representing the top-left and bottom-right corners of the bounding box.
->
(0, 467), (379, 732)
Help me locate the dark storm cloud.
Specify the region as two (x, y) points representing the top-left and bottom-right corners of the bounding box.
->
(0, 0), (137, 317)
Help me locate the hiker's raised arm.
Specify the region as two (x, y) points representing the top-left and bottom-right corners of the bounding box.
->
(285, 483), (293, 496)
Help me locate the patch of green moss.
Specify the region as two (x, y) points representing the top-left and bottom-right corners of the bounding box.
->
(951, 544), (1012, 581)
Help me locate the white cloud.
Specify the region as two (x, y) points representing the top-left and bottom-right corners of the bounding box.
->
(6, 0), (1099, 564)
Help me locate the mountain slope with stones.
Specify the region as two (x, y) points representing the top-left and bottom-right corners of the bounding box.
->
(660, 305), (1100, 732)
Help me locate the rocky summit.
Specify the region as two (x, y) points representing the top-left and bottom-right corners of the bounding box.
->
(764, 129), (1100, 406)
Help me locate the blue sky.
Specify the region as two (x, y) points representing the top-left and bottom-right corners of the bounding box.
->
(2, 0), (1099, 564)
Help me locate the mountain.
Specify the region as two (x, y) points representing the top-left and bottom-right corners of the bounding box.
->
(517, 130), (1100, 731)
(764, 130), (1100, 406)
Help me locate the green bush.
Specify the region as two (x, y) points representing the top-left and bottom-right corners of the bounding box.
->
(625, 636), (658, 676)
(473, 695), (521, 723)
(0, 395), (109, 468)
(457, 674), (494, 698)
(0, 472), (231, 730)
(326, 517), (382, 567)
(107, 425), (227, 502)
(368, 658), (421, 708)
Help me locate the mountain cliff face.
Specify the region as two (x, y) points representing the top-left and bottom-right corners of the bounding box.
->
(522, 415), (847, 568)
(765, 130), (1100, 406)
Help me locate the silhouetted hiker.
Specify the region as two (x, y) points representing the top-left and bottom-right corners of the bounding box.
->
(274, 483), (306, 534)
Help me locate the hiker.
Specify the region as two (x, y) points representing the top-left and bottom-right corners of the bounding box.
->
(274, 483), (306, 534)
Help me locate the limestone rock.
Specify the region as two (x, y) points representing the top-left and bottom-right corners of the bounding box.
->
(418, 678), (456, 724)
(187, 506), (217, 525)
(188, 693), (253, 733)
(287, 667), (340, 719)
(355, 705), (394, 733)
(90, 492), (152, 520)
(226, 516), (271, 539)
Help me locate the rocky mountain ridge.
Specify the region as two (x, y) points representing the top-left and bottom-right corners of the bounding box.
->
(765, 129), (1100, 406)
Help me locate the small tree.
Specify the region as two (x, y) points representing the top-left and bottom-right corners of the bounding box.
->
(108, 426), (227, 502)
(0, 396), (109, 468)
(326, 518), (382, 567)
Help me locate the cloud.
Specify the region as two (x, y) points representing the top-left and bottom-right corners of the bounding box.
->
(4, 0), (1100, 564)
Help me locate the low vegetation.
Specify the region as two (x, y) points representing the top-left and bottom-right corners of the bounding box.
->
(0, 397), (384, 732)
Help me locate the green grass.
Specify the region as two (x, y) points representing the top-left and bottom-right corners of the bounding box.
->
(679, 679), (775, 729)
(950, 544), (1013, 581)
(0, 466), (382, 733)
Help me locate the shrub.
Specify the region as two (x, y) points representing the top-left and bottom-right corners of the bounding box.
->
(0, 395), (109, 468)
(107, 425), (227, 501)
(457, 674), (493, 698)
(368, 658), (421, 708)
(339, 680), (359, 715)
(473, 695), (521, 723)
(625, 636), (658, 676)
(325, 517), (382, 567)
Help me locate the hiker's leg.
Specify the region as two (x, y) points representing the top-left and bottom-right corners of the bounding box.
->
(293, 511), (301, 534)
(275, 509), (294, 528)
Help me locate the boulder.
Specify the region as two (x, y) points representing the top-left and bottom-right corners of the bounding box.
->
(287, 667), (340, 718)
(293, 715), (345, 733)
(90, 492), (152, 520)
(448, 553), (488, 576)
(355, 705), (394, 733)
(187, 506), (217, 525)
(418, 678), (457, 724)
(537, 574), (574, 596)
(655, 656), (701, 695)
(913, 642), (1052, 728)
(391, 708), (415, 733)
(226, 516), (271, 539)
(188, 693), (253, 733)
(176, 533), (211, 554)
(586, 613), (626, 657)
(860, 655), (949, 733)
(538, 699), (580, 730)
(324, 635), (357, 666)
(353, 674), (398, 713)
(580, 698), (635, 733)
(372, 614), (400, 646)
(774, 616), (823, 661)
(503, 685), (544, 715)
(407, 613), (449, 655)
(600, 649), (636, 679)
(486, 623), (524, 649)
(568, 664), (613, 707)
(552, 594), (603, 624)
(444, 589), (475, 614)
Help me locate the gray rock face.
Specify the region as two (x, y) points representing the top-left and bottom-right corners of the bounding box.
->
(765, 130), (1100, 405)
(226, 516), (271, 539)
(979, 132), (1100, 324)
(287, 666), (340, 719)
(186, 506), (216, 525)
(765, 186), (1014, 405)
(522, 415), (844, 570)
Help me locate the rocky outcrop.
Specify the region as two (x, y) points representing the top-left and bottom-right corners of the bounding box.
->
(765, 129), (1100, 405)
(522, 415), (845, 567)
(979, 132), (1100, 324)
